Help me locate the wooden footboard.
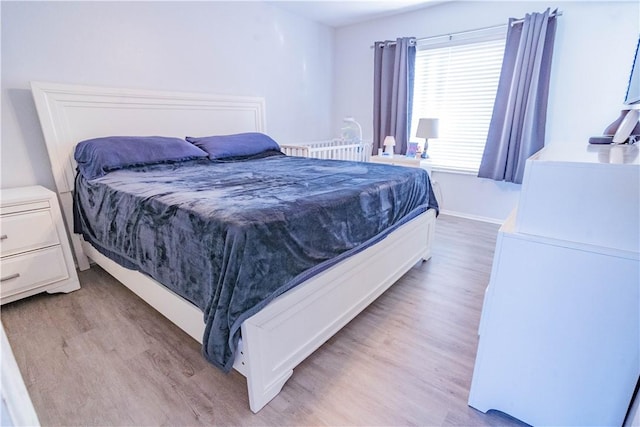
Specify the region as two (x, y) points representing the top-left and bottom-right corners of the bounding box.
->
(234, 209), (436, 412)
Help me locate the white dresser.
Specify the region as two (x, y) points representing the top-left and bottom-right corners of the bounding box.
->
(468, 144), (640, 426)
(0, 186), (80, 304)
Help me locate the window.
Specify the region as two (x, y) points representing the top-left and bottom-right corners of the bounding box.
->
(410, 27), (506, 173)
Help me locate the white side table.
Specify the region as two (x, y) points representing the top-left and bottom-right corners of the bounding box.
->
(370, 155), (433, 177)
(0, 186), (80, 304)
(370, 156), (440, 206)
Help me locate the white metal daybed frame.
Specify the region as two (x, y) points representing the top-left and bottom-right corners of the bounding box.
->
(30, 81), (437, 413)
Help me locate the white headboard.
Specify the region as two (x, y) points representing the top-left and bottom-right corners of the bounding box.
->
(31, 81), (266, 268)
(31, 81), (266, 195)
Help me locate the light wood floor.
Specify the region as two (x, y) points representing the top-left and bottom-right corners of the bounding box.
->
(2, 215), (527, 426)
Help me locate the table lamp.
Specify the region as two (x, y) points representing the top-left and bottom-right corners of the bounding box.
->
(416, 118), (439, 159)
(383, 136), (396, 157)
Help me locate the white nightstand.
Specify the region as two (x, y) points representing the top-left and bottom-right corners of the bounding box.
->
(0, 186), (80, 304)
(370, 155), (441, 206)
(370, 155), (433, 177)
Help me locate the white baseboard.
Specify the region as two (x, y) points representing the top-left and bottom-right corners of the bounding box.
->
(439, 209), (504, 225)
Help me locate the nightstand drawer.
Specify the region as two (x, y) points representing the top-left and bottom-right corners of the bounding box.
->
(0, 210), (60, 257)
(0, 246), (69, 299)
(0, 200), (50, 216)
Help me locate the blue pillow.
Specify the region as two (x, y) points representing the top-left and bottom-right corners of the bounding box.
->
(75, 136), (208, 180)
(185, 132), (281, 160)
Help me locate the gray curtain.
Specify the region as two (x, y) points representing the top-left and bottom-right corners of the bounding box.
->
(478, 9), (558, 184)
(373, 37), (416, 155)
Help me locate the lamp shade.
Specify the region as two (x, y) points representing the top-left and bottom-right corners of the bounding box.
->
(416, 118), (439, 139)
(383, 136), (396, 147)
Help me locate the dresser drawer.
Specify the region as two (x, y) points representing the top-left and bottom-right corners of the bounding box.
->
(0, 200), (50, 216)
(0, 246), (69, 299)
(0, 210), (60, 257)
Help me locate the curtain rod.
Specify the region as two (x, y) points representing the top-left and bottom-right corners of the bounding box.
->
(511, 9), (562, 25)
(372, 10), (562, 48)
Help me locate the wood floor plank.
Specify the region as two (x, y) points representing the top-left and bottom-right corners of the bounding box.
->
(1, 214), (528, 426)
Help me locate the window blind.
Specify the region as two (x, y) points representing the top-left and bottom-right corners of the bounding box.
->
(410, 27), (506, 173)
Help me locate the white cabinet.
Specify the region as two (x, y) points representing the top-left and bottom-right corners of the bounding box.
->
(468, 144), (640, 426)
(515, 145), (639, 253)
(0, 186), (80, 304)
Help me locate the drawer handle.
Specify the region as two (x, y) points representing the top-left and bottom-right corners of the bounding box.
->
(1, 273), (20, 282)
(0, 235), (7, 240)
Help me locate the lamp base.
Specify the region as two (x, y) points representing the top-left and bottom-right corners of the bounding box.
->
(421, 139), (429, 159)
(384, 146), (395, 158)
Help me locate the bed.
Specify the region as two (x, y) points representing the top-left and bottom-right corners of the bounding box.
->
(30, 81), (438, 412)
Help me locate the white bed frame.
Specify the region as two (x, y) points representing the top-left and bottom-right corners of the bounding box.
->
(30, 81), (437, 413)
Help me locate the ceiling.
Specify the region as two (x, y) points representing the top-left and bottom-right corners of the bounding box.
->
(270, 1), (446, 28)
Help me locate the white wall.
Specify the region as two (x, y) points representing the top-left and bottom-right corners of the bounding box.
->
(3, 1), (639, 222)
(1, 1), (334, 190)
(334, 1), (640, 222)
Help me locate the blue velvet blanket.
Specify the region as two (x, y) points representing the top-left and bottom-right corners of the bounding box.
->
(74, 154), (438, 372)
